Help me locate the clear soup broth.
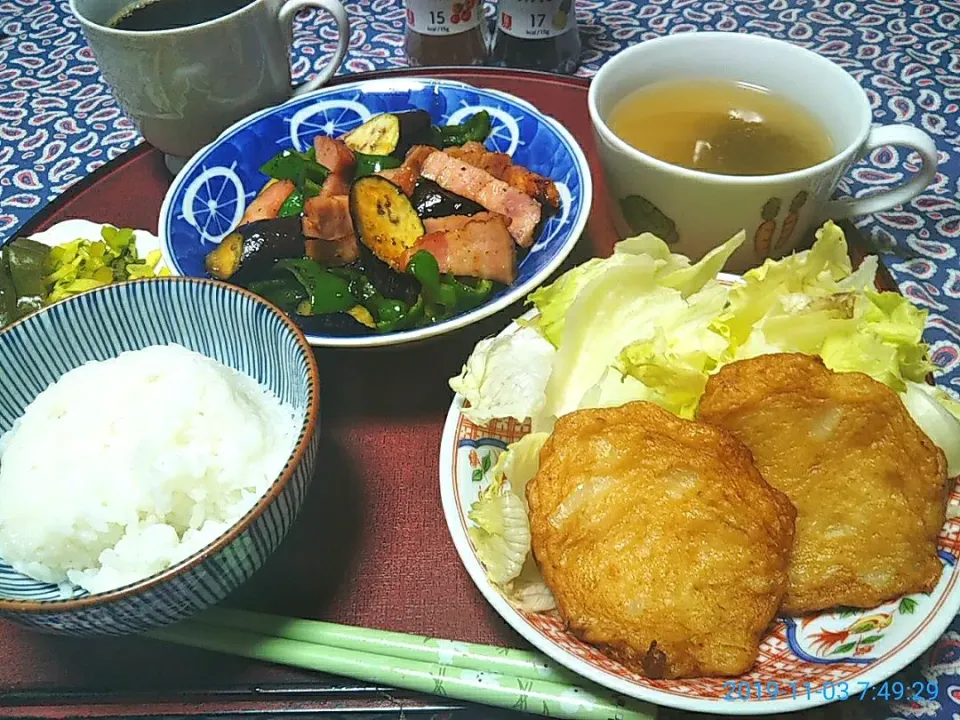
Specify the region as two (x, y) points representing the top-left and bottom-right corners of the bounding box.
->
(607, 79), (835, 176)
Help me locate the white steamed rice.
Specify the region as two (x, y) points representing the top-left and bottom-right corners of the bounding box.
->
(0, 343), (300, 595)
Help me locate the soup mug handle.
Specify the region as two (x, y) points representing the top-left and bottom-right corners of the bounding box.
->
(824, 125), (939, 220)
(278, 0), (350, 96)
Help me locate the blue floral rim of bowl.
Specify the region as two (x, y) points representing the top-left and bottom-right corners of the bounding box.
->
(0, 277), (321, 612)
(159, 77), (593, 349)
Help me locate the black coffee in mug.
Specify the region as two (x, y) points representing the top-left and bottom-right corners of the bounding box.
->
(108, 0), (254, 31)
(73, 0), (349, 164)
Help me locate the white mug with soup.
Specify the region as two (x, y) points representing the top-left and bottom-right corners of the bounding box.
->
(587, 32), (939, 273)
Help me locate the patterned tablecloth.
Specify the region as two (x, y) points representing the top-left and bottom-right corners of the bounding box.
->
(1, 0), (959, 717)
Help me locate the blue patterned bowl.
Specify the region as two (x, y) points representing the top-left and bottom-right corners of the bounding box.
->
(0, 278), (321, 636)
(159, 78), (593, 348)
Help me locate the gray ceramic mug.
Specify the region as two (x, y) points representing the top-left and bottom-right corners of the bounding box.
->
(69, 0), (350, 173)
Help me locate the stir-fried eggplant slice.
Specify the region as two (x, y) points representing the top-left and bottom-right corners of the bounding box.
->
(204, 215), (304, 281)
(357, 242), (420, 307)
(350, 175), (425, 271)
(342, 111), (432, 157)
(205, 233), (243, 280)
(412, 180), (484, 219)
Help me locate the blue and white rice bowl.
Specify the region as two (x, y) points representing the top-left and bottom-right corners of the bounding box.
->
(160, 78), (593, 348)
(0, 277), (321, 636)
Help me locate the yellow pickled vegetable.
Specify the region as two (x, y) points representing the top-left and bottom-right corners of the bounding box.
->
(43, 226), (168, 305)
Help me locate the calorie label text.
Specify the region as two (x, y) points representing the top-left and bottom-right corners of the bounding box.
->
(497, 0), (574, 39)
(406, 0), (481, 36)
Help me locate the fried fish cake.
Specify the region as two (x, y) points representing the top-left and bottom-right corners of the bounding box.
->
(698, 353), (949, 615)
(526, 401), (796, 679)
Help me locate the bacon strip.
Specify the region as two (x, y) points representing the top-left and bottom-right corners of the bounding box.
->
(313, 136), (355, 175)
(312, 136), (356, 198)
(400, 212), (516, 285)
(446, 142), (561, 209)
(240, 179), (295, 225)
(302, 195), (358, 265)
(423, 212), (510, 234)
(420, 151), (541, 248)
(377, 145), (437, 196)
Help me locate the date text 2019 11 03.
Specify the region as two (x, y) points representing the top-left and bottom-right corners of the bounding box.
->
(721, 680), (939, 702)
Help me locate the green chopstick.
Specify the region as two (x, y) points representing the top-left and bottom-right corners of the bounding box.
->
(196, 607), (585, 686)
(147, 616), (657, 720)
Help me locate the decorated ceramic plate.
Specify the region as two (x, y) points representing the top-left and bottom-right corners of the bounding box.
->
(438, 308), (960, 716)
(159, 78), (592, 348)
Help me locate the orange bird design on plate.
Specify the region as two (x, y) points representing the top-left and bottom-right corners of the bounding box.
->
(809, 613), (894, 655)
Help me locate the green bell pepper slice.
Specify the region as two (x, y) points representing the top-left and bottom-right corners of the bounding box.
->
(277, 189), (305, 218)
(261, 149), (330, 185)
(406, 249), (441, 299)
(354, 152), (403, 178)
(375, 295), (424, 333)
(447, 276), (494, 310)
(406, 250), (496, 325)
(276, 258), (355, 315)
(246, 277), (307, 311)
(438, 110), (492, 147)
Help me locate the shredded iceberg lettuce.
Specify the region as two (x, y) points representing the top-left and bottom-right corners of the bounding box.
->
(466, 433), (549, 586)
(721, 222), (936, 391)
(491, 432), (549, 507)
(468, 486), (529, 586)
(505, 555), (556, 613)
(901, 381), (960, 477)
(615, 283), (731, 419)
(577, 367), (657, 413)
(537, 232), (744, 426)
(449, 326), (555, 425)
(526, 256), (616, 347)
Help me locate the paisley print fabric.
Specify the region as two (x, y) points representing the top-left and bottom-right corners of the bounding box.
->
(0, 0), (958, 716)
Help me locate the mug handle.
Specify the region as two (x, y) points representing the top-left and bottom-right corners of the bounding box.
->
(277, 0), (350, 97)
(824, 125), (939, 219)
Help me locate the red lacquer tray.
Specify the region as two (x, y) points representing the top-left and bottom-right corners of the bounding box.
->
(0, 68), (878, 719)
